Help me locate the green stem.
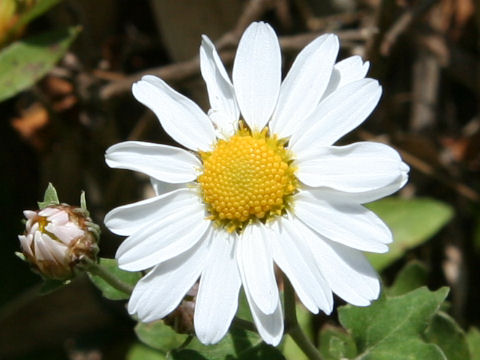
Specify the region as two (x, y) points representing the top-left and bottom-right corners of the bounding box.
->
(233, 316), (257, 332)
(85, 258), (134, 295)
(284, 276), (323, 360)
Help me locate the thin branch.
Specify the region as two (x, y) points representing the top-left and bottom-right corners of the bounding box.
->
(284, 276), (323, 360)
(99, 29), (368, 101)
(85, 258), (134, 295)
(380, 0), (440, 56)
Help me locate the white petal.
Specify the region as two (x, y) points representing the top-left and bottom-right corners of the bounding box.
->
(236, 223), (279, 315)
(302, 172), (408, 205)
(34, 232), (66, 262)
(294, 217), (380, 305)
(200, 35), (239, 137)
(194, 232), (241, 345)
(245, 287), (284, 346)
(106, 141), (200, 183)
(105, 188), (197, 236)
(132, 75), (216, 151)
(232, 22), (281, 131)
(296, 142), (409, 193)
(46, 222), (84, 245)
(322, 56), (370, 99)
(39, 208), (63, 221)
(272, 217), (333, 314)
(270, 34), (339, 138)
(290, 79), (382, 152)
(294, 190), (392, 253)
(19, 234), (34, 257)
(128, 235), (210, 322)
(23, 210), (37, 220)
(116, 197), (210, 271)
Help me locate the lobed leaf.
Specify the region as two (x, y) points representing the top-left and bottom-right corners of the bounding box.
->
(425, 311), (470, 360)
(338, 287), (449, 360)
(467, 327), (480, 360)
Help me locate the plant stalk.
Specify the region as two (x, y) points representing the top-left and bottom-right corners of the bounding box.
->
(284, 276), (323, 360)
(85, 258), (134, 295)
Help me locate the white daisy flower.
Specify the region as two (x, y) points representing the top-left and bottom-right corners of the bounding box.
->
(104, 22), (409, 346)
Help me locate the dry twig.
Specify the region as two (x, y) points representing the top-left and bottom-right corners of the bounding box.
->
(380, 0), (440, 56)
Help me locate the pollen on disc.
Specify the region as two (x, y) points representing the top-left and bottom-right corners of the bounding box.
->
(198, 129), (297, 231)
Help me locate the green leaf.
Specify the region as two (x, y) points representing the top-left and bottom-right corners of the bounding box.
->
(318, 325), (357, 360)
(11, 0), (64, 34)
(169, 328), (285, 360)
(127, 342), (167, 360)
(338, 287), (449, 360)
(466, 327), (480, 360)
(0, 26), (80, 102)
(387, 261), (428, 296)
(38, 182), (60, 209)
(424, 311), (470, 360)
(87, 258), (141, 300)
(135, 321), (188, 354)
(366, 198), (454, 271)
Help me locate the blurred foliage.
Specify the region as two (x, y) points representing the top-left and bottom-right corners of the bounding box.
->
(133, 320), (285, 360)
(0, 26), (79, 102)
(367, 197), (454, 271)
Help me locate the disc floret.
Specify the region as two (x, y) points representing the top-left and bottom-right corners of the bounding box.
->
(198, 123), (298, 232)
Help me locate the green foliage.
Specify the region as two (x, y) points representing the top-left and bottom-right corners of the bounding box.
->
(9, 0), (63, 36)
(127, 343), (167, 360)
(318, 326), (357, 360)
(135, 321), (188, 354)
(318, 262), (472, 359)
(169, 329), (285, 360)
(0, 26), (80, 102)
(134, 318), (285, 360)
(386, 260), (428, 296)
(366, 198), (454, 271)
(38, 182), (60, 209)
(338, 287), (449, 359)
(87, 258), (141, 300)
(425, 311), (470, 360)
(467, 327), (480, 360)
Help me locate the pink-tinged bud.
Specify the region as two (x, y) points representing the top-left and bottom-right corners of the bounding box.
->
(18, 205), (99, 280)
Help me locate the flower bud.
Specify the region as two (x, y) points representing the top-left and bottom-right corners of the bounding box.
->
(18, 204), (99, 280)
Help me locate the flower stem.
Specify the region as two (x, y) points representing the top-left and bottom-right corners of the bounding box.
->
(284, 276), (323, 360)
(233, 316), (257, 332)
(85, 258), (134, 295)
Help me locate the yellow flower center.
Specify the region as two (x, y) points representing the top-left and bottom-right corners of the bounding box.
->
(198, 124), (298, 232)
(38, 216), (49, 233)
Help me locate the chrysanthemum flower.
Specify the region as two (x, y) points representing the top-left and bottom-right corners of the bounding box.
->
(104, 22), (409, 346)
